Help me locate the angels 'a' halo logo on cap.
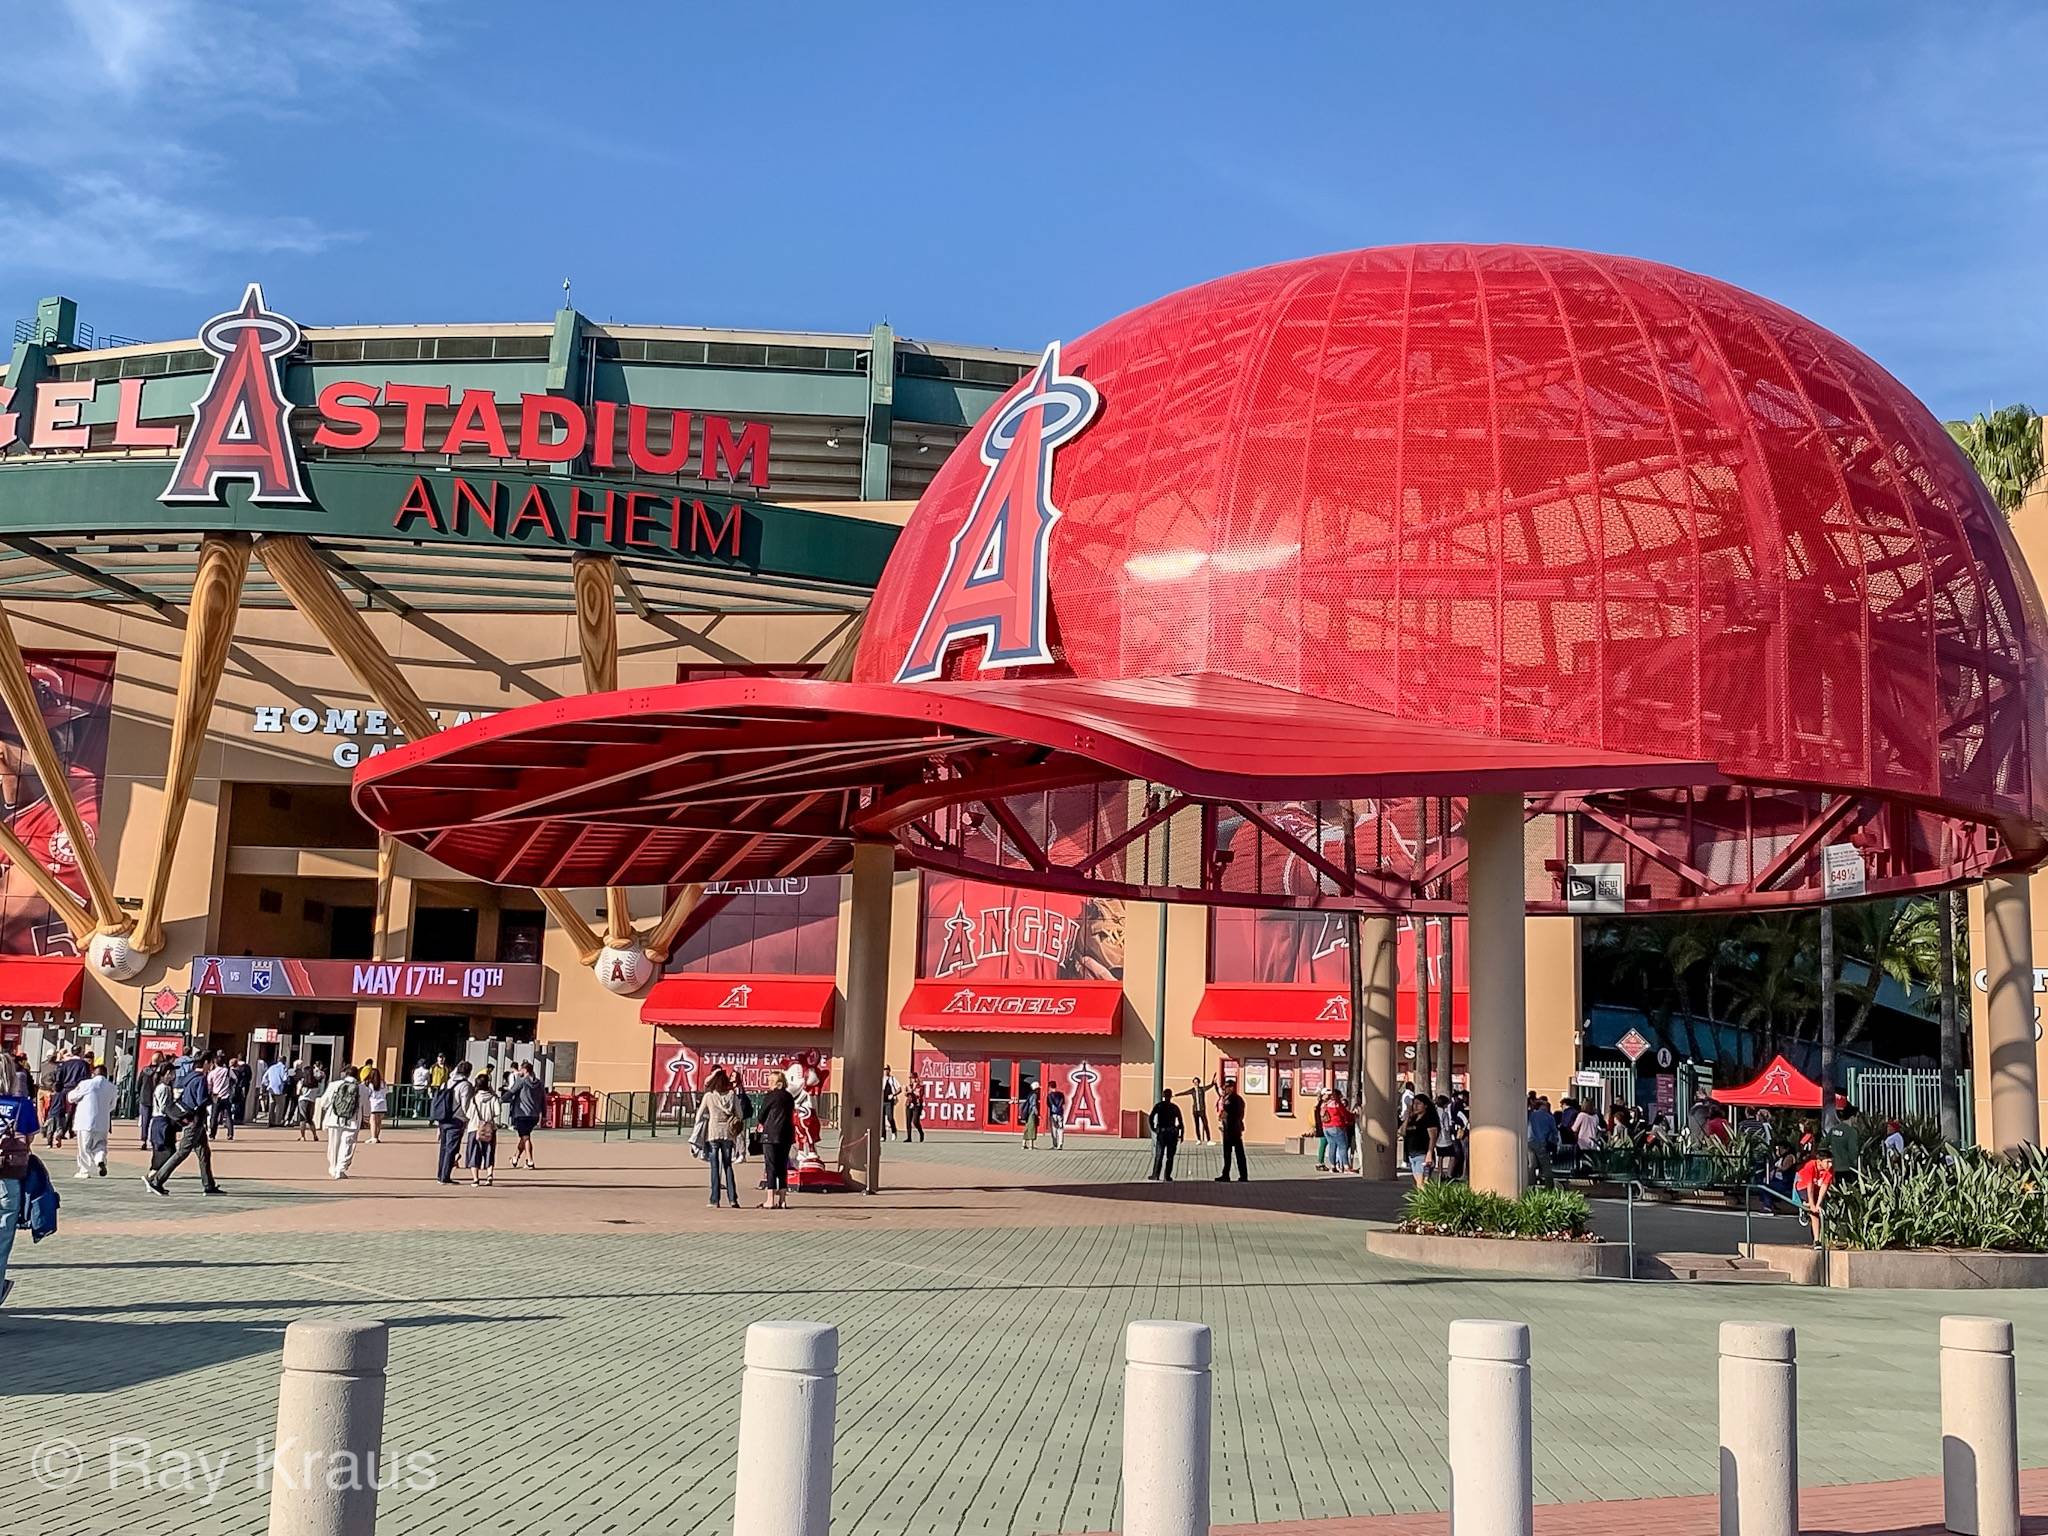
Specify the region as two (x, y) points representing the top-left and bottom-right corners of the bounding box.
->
(893, 341), (1099, 684)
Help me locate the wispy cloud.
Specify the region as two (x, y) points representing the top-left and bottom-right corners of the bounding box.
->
(0, 0), (430, 295)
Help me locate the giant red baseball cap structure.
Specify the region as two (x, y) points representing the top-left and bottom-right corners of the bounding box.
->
(355, 244), (2048, 913)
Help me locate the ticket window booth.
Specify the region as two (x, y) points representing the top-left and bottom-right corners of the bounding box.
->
(983, 1057), (1044, 1130)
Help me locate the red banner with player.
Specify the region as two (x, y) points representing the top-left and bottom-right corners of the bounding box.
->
(0, 652), (113, 957)
(919, 874), (1124, 982)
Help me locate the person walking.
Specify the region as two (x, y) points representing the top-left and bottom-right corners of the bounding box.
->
(1321, 1090), (1353, 1174)
(0, 1055), (37, 1308)
(206, 1053), (236, 1141)
(1527, 1095), (1559, 1188)
(432, 1063), (472, 1185)
(1215, 1078), (1248, 1182)
(1019, 1079), (1041, 1148)
(315, 1066), (363, 1180)
(363, 1065), (388, 1143)
(1046, 1082), (1067, 1149)
(903, 1077), (926, 1142)
(1147, 1088), (1183, 1181)
(35, 1047), (62, 1147)
(145, 1051), (223, 1196)
(506, 1061), (545, 1169)
(262, 1056), (290, 1127)
(1188, 1076), (1212, 1144)
(757, 1069), (796, 1209)
(1401, 1093), (1438, 1187)
(66, 1061), (114, 1179)
(882, 1066), (900, 1141)
(694, 1068), (743, 1209)
(293, 1065), (320, 1142)
(465, 1073), (501, 1186)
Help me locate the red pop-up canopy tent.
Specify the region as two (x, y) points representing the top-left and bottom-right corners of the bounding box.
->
(1715, 1055), (1831, 1109)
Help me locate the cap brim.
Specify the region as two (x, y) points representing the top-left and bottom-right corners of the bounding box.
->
(352, 672), (1715, 889)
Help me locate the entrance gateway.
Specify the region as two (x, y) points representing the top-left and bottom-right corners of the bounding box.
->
(356, 243), (2048, 1193)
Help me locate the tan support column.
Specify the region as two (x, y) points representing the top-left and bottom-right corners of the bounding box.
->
(1980, 876), (2041, 1153)
(0, 603), (130, 934)
(839, 840), (894, 1190)
(353, 836), (414, 1081)
(572, 554), (635, 946)
(258, 533), (607, 964)
(134, 533), (250, 952)
(1359, 914), (1398, 1178)
(1465, 792), (1529, 1197)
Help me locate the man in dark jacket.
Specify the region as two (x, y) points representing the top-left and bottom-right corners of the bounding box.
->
(433, 1063), (473, 1184)
(50, 1048), (90, 1147)
(1215, 1078), (1248, 1182)
(145, 1050), (224, 1196)
(1147, 1089), (1184, 1181)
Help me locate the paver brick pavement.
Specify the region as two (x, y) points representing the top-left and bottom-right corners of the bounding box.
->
(3, 1127), (2041, 1535)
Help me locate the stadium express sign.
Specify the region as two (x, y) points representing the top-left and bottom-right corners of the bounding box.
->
(1, 285), (777, 562)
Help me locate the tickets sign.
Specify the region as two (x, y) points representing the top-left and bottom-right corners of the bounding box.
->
(191, 955), (543, 1005)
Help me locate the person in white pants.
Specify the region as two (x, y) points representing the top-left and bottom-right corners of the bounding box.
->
(314, 1071), (364, 1180)
(66, 1062), (115, 1179)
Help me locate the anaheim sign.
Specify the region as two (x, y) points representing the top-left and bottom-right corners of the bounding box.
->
(2, 284), (772, 513)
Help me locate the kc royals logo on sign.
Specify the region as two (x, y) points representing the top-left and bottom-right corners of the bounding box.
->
(894, 341), (1099, 683)
(161, 283), (310, 506)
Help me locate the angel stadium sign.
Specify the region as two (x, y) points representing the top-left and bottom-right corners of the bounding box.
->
(0, 285), (894, 589)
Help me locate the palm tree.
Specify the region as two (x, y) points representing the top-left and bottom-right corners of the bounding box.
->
(1724, 915), (1818, 1061)
(1946, 404), (2044, 515)
(1833, 897), (1941, 1047)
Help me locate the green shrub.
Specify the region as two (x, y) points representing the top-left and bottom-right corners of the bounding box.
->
(1401, 1181), (1591, 1239)
(1825, 1146), (2048, 1251)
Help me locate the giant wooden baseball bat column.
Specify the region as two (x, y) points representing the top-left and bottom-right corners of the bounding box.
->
(1980, 877), (2041, 1153)
(1465, 793), (1529, 1197)
(839, 840), (895, 1191)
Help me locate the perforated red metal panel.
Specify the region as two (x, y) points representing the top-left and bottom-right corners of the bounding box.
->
(857, 245), (2048, 833)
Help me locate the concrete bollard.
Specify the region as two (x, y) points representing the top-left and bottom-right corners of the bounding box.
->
(1942, 1316), (2019, 1536)
(1448, 1320), (1532, 1536)
(733, 1321), (839, 1536)
(1122, 1320), (1213, 1536)
(1718, 1322), (1797, 1536)
(267, 1318), (388, 1536)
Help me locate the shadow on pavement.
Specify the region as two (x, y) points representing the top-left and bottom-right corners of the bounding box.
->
(0, 1311), (561, 1394)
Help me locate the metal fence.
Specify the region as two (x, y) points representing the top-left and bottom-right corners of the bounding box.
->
(1843, 1066), (1972, 1141)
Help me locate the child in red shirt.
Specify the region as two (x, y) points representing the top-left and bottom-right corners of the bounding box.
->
(1794, 1147), (1835, 1247)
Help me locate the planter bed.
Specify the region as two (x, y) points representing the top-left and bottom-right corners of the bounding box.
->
(1744, 1243), (2048, 1289)
(1367, 1227), (1630, 1279)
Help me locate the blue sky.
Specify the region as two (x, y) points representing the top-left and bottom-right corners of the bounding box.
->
(3, 1), (2043, 418)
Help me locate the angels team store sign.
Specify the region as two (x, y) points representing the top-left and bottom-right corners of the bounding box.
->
(4, 285), (771, 560)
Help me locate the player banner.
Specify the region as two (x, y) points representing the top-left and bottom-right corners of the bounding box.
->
(191, 955), (544, 1004)
(0, 652), (113, 957)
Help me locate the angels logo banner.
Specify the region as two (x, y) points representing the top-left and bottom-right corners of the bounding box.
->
(0, 653), (113, 957)
(921, 874), (1124, 983)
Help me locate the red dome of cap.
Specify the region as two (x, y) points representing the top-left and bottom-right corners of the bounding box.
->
(858, 243), (2048, 835)
(356, 244), (2048, 909)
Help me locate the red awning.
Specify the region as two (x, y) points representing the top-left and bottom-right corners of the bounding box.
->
(1193, 983), (1469, 1043)
(640, 975), (835, 1030)
(900, 979), (1121, 1035)
(0, 956), (84, 1011)
(1714, 1054), (1832, 1109)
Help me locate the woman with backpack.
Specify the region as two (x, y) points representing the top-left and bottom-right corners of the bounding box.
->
(0, 1059), (40, 1308)
(465, 1074), (502, 1186)
(315, 1070), (364, 1179)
